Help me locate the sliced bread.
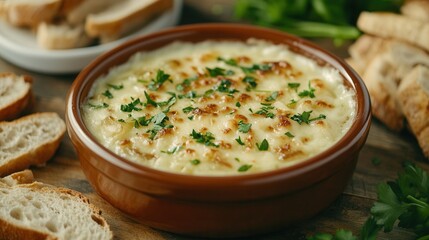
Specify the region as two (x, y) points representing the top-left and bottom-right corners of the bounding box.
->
(65, 0), (117, 25)
(0, 112), (66, 177)
(85, 0), (173, 43)
(0, 171), (113, 240)
(0, 169), (34, 187)
(398, 65), (429, 157)
(401, 0), (429, 22)
(0, 0), (61, 27)
(37, 21), (93, 49)
(0, 72), (33, 121)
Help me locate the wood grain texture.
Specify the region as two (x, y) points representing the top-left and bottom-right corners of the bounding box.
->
(0, 1), (427, 239)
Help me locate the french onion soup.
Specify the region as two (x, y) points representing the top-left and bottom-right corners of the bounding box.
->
(82, 39), (356, 175)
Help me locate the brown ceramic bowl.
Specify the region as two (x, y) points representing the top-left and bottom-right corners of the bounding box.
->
(66, 23), (371, 238)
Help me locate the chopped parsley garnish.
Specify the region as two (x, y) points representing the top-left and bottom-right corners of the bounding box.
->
(236, 102), (241, 107)
(190, 130), (219, 147)
(88, 102), (109, 109)
(255, 104), (275, 118)
(238, 121), (252, 133)
(217, 57), (238, 66)
(235, 136), (245, 146)
(238, 164), (252, 172)
(188, 115), (194, 120)
(176, 76), (198, 92)
(234, 157), (240, 162)
(144, 91), (158, 107)
(206, 67), (234, 77)
(265, 91), (278, 102)
(241, 63), (271, 74)
(178, 90), (198, 99)
(102, 90), (113, 99)
(298, 81), (316, 98)
(107, 83), (124, 90)
(287, 99), (298, 108)
(242, 76), (257, 91)
(256, 139), (269, 151)
(182, 106), (197, 114)
(161, 146), (181, 155)
(190, 159), (201, 165)
(136, 116), (151, 127)
(152, 112), (168, 125)
(215, 79), (239, 94)
(120, 98), (142, 112)
(287, 82), (300, 91)
(144, 112), (173, 140)
(147, 69), (171, 91)
(285, 132), (295, 138)
(290, 110), (326, 125)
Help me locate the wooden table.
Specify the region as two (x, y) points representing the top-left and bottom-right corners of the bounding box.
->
(1, 1), (427, 239)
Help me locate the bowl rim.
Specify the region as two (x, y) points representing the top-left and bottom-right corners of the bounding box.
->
(67, 23), (371, 189)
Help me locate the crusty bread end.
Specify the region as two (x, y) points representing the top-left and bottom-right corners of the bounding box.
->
(0, 72), (33, 121)
(1, 0), (62, 27)
(0, 112), (66, 177)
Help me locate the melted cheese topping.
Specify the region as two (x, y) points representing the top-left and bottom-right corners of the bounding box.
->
(82, 39), (356, 176)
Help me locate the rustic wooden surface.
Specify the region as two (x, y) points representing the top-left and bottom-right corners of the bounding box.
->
(1, 1), (428, 239)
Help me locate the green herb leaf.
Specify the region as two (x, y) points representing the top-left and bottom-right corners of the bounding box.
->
(242, 76), (257, 91)
(190, 130), (219, 147)
(287, 99), (298, 107)
(190, 159), (201, 165)
(88, 102), (109, 109)
(183, 106), (196, 114)
(215, 79), (239, 94)
(236, 102), (241, 107)
(162, 146), (181, 155)
(152, 112), (168, 125)
(288, 82), (301, 91)
(290, 111), (326, 124)
(256, 139), (269, 151)
(238, 164), (252, 172)
(102, 90), (113, 99)
(235, 136), (245, 145)
(120, 98), (142, 112)
(265, 91), (279, 102)
(107, 83), (123, 90)
(144, 91), (158, 107)
(255, 104), (275, 119)
(285, 132), (294, 138)
(217, 57), (238, 66)
(176, 76), (198, 92)
(238, 120), (252, 133)
(148, 69), (171, 91)
(298, 81), (316, 98)
(206, 67), (232, 77)
(241, 63), (271, 74)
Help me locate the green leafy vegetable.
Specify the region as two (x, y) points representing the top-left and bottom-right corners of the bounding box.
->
(238, 120), (252, 133)
(120, 98), (142, 112)
(235, 136), (245, 146)
(148, 69), (171, 91)
(107, 83), (124, 90)
(215, 79), (239, 94)
(307, 163), (429, 240)
(190, 159), (201, 165)
(255, 103), (275, 119)
(102, 90), (113, 99)
(88, 102), (109, 109)
(206, 67), (234, 77)
(256, 139), (269, 151)
(265, 91), (279, 102)
(238, 164), (252, 172)
(298, 81), (316, 98)
(285, 132), (294, 138)
(242, 76), (258, 91)
(290, 110), (326, 124)
(190, 130), (219, 147)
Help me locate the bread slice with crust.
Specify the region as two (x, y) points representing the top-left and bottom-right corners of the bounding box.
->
(346, 35), (388, 75)
(0, 169), (34, 187)
(85, 0), (173, 43)
(0, 0), (61, 27)
(0, 112), (66, 177)
(398, 65), (429, 157)
(0, 73), (33, 121)
(0, 170), (113, 240)
(37, 21), (93, 49)
(357, 12), (429, 52)
(401, 0), (429, 22)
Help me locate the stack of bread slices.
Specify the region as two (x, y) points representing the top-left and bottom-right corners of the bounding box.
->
(0, 73), (112, 239)
(0, 0), (173, 49)
(347, 0), (429, 158)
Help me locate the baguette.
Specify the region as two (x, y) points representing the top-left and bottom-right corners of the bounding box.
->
(37, 22), (93, 49)
(0, 112), (66, 177)
(0, 72), (33, 121)
(398, 65), (429, 157)
(357, 12), (429, 52)
(85, 0), (173, 43)
(65, 0), (117, 25)
(0, 169), (34, 187)
(0, 0), (61, 27)
(0, 171), (113, 240)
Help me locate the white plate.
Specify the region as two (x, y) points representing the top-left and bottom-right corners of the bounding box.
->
(0, 0), (183, 74)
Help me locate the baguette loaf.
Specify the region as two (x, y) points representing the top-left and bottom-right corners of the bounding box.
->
(0, 112), (66, 177)
(0, 72), (33, 121)
(0, 0), (61, 27)
(0, 171), (113, 240)
(85, 0), (173, 43)
(357, 12), (429, 52)
(398, 65), (429, 157)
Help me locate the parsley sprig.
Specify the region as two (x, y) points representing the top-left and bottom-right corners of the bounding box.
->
(307, 163), (429, 240)
(290, 111), (326, 125)
(190, 130), (219, 147)
(147, 69), (172, 91)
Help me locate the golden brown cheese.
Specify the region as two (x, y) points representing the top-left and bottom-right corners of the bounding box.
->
(82, 39), (356, 176)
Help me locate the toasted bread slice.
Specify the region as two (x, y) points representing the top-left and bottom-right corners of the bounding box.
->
(398, 65), (429, 157)
(347, 35), (388, 75)
(37, 21), (93, 49)
(357, 12), (429, 52)
(0, 112), (66, 177)
(0, 171), (113, 240)
(65, 0), (117, 25)
(401, 0), (429, 22)
(0, 73), (33, 121)
(362, 40), (429, 131)
(0, 0), (61, 27)
(85, 0), (173, 43)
